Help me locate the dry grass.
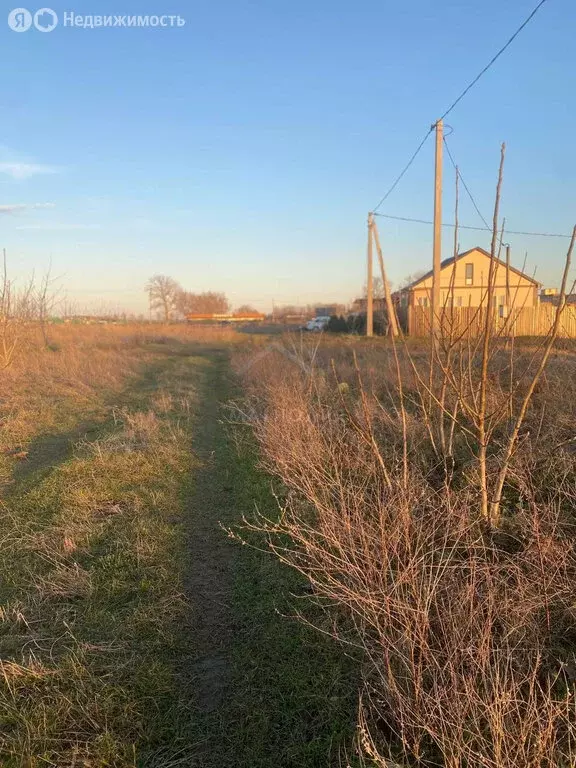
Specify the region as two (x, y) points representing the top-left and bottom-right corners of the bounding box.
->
(6, 304), (576, 764)
(0, 322), (231, 766)
(0, 320), (358, 766)
(234, 326), (576, 767)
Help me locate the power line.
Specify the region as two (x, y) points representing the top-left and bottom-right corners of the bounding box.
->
(443, 137), (492, 231)
(443, 137), (565, 247)
(439, 0), (550, 121)
(371, 0), (550, 212)
(372, 129), (433, 213)
(373, 211), (572, 239)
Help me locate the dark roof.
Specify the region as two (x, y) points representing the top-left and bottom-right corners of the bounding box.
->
(400, 247), (540, 291)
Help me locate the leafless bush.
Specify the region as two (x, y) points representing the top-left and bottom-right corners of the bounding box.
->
(0, 250), (63, 367)
(233, 152), (576, 766)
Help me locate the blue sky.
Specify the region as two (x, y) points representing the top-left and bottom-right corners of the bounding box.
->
(1, 0), (574, 313)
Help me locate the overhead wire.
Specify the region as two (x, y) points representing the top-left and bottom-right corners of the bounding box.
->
(371, 0), (551, 212)
(439, 0), (550, 122)
(372, 129), (433, 213)
(373, 211), (572, 239)
(443, 136), (492, 232)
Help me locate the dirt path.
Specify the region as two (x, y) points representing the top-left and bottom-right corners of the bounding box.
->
(177, 347), (358, 767)
(183, 352), (239, 727)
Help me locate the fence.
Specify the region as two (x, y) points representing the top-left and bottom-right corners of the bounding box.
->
(406, 303), (576, 338)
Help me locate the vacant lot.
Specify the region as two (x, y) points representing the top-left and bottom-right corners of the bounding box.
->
(6, 323), (575, 767)
(0, 325), (357, 767)
(236, 331), (576, 767)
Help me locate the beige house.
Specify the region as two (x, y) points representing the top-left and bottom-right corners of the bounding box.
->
(396, 247), (540, 311)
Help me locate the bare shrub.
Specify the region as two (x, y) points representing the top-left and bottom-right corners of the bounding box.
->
(237, 344), (576, 766)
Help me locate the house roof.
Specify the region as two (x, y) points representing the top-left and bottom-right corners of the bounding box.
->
(400, 247), (540, 291)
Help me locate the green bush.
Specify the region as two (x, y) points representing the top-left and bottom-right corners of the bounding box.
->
(327, 315), (349, 333)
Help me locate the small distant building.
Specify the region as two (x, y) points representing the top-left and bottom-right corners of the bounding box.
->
(186, 312), (265, 324)
(314, 305), (343, 318)
(351, 297), (387, 314)
(540, 289), (576, 306)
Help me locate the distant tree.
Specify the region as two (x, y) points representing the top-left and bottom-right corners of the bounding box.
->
(275, 305), (298, 318)
(177, 291), (230, 315)
(236, 304), (258, 315)
(399, 270), (426, 290)
(363, 277), (394, 299)
(174, 290), (195, 316)
(370, 277), (385, 298)
(146, 275), (181, 321)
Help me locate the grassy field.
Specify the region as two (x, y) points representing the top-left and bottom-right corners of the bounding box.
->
(7, 322), (575, 767)
(0, 325), (358, 767)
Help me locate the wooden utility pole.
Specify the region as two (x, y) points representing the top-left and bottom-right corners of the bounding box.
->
(432, 119), (443, 338)
(367, 212), (374, 337)
(505, 243), (511, 309)
(371, 218), (399, 337)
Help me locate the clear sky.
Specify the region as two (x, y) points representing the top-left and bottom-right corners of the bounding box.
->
(1, 0), (574, 314)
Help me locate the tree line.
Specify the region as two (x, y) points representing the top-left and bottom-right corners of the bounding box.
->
(146, 270), (426, 323)
(145, 274), (257, 321)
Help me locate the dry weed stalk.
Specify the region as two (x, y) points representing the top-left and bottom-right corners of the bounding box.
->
(0, 250), (62, 367)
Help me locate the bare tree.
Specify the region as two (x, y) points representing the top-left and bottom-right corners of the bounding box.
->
(61, 298), (79, 320)
(36, 265), (61, 347)
(146, 275), (181, 321)
(363, 277), (389, 299)
(177, 291), (230, 316)
(174, 290), (195, 316)
(398, 270), (426, 289)
(236, 304), (259, 315)
(0, 249), (37, 368)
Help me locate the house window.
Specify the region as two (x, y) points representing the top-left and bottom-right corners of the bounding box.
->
(465, 263), (474, 286)
(498, 295), (506, 306)
(456, 296), (463, 307)
(418, 297), (429, 308)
